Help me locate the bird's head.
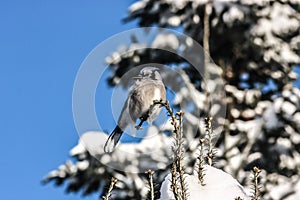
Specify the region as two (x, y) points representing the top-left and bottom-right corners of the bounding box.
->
(138, 67), (162, 80)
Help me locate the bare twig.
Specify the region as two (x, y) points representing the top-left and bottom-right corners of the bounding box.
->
(176, 111), (188, 199)
(252, 166), (261, 200)
(197, 138), (206, 185)
(102, 177), (118, 200)
(203, 2), (212, 111)
(235, 197), (244, 200)
(153, 100), (188, 200)
(153, 100), (178, 129)
(204, 117), (214, 166)
(171, 162), (180, 200)
(146, 170), (155, 200)
(203, 3), (212, 65)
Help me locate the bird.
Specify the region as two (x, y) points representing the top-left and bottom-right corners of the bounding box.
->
(104, 67), (166, 153)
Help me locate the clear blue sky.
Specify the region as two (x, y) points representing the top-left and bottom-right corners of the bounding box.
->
(0, 1), (135, 200)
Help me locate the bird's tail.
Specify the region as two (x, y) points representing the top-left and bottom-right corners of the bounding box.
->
(104, 126), (123, 153)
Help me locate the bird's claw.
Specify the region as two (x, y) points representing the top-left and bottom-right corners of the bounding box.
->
(135, 125), (143, 130)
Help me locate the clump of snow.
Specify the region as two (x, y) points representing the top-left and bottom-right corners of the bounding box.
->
(263, 104), (280, 130)
(167, 16), (181, 27)
(70, 131), (108, 156)
(70, 130), (174, 173)
(281, 101), (297, 116)
(159, 165), (251, 200)
(223, 5), (245, 26)
(152, 33), (180, 50)
(267, 174), (300, 200)
(128, 1), (146, 13)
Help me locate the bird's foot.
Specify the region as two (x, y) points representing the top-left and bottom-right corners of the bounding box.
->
(135, 125), (143, 130)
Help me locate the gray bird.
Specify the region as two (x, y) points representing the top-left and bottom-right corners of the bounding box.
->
(104, 67), (166, 153)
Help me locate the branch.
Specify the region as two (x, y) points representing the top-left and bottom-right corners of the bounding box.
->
(146, 170), (155, 200)
(153, 100), (188, 200)
(252, 166), (261, 200)
(203, 3), (212, 111)
(197, 138), (206, 185)
(204, 117), (215, 166)
(102, 177), (118, 200)
(176, 111), (188, 200)
(203, 3), (212, 64)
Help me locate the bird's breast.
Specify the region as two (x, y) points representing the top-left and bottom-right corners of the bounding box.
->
(153, 87), (162, 101)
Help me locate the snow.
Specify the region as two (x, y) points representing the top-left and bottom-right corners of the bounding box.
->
(245, 89), (260, 105)
(281, 101), (297, 116)
(193, 15), (200, 24)
(225, 85), (244, 103)
(288, 94), (299, 107)
(164, 0), (187, 10)
(76, 160), (89, 170)
(231, 108), (240, 118)
(241, 109), (256, 119)
(225, 133), (240, 150)
(280, 44), (300, 63)
(268, 175), (300, 200)
(293, 112), (300, 129)
(69, 140), (86, 156)
(159, 165), (251, 200)
(247, 152), (263, 164)
(223, 6), (245, 25)
(263, 104), (280, 130)
(167, 16), (181, 27)
(228, 148), (243, 171)
(128, 1), (146, 13)
(250, 1), (300, 65)
(71, 131), (108, 156)
(273, 97), (284, 113)
(287, 180), (300, 200)
(270, 2), (299, 36)
(71, 130), (174, 172)
(152, 33), (179, 50)
(270, 183), (294, 200)
(241, 0), (266, 6)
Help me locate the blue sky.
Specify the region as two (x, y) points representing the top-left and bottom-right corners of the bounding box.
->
(0, 1), (135, 200)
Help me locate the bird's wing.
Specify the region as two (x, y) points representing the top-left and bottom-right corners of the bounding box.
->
(117, 96), (134, 131)
(128, 90), (143, 122)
